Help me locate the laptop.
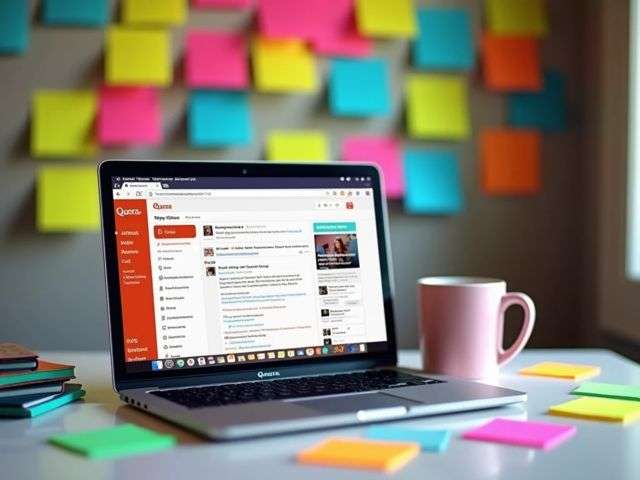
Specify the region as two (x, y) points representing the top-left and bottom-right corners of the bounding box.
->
(98, 160), (525, 440)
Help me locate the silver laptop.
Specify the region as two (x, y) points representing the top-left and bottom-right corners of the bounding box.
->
(98, 160), (525, 440)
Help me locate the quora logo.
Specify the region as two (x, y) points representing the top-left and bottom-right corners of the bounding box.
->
(152, 202), (172, 210)
(116, 207), (142, 217)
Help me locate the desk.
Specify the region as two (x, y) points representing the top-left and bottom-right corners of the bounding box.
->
(1, 349), (638, 479)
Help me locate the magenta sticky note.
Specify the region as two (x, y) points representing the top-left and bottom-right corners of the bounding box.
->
(463, 418), (576, 451)
(258, 0), (322, 38)
(343, 136), (403, 198)
(312, 0), (372, 57)
(185, 31), (248, 89)
(98, 87), (161, 147)
(192, 0), (252, 8)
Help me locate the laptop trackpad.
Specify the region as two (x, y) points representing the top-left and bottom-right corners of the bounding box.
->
(293, 392), (420, 416)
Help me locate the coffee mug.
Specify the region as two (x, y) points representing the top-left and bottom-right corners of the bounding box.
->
(418, 277), (535, 379)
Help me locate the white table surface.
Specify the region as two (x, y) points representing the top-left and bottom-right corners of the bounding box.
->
(1, 349), (639, 480)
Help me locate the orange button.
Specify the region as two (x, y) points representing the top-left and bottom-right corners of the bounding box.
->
(154, 225), (196, 239)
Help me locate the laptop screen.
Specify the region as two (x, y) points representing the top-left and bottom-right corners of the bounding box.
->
(111, 175), (389, 374)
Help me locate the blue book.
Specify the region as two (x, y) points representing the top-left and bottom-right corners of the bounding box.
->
(0, 383), (84, 418)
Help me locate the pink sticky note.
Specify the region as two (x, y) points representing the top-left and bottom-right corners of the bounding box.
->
(463, 418), (576, 451)
(311, 0), (372, 57)
(185, 31), (248, 89)
(192, 0), (252, 8)
(258, 0), (323, 39)
(98, 87), (162, 146)
(343, 136), (403, 198)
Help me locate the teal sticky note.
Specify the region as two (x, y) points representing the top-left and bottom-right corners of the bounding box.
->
(413, 8), (474, 71)
(404, 149), (463, 215)
(0, 0), (29, 54)
(42, 0), (109, 26)
(329, 58), (391, 117)
(188, 90), (253, 147)
(366, 426), (451, 453)
(508, 70), (567, 132)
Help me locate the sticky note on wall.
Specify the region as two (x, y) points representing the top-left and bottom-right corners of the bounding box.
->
(485, 0), (548, 37)
(252, 37), (317, 93)
(508, 70), (567, 132)
(482, 35), (542, 92)
(329, 58), (390, 117)
(0, 0), (29, 55)
(189, 90), (252, 147)
(122, 0), (186, 26)
(355, 0), (416, 38)
(258, 0), (322, 39)
(185, 31), (248, 89)
(311, 0), (372, 57)
(42, 0), (109, 26)
(192, 0), (252, 7)
(266, 130), (328, 162)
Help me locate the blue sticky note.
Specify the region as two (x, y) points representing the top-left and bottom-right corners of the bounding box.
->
(329, 58), (391, 117)
(188, 90), (253, 147)
(508, 70), (567, 132)
(0, 0), (29, 54)
(42, 0), (109, 26)
(404, 149), (463, 215)
(413, 8), (474, 71)
(366, 426), (451, 453)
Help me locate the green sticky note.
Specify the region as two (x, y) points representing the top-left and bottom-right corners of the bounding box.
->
(572, 382), (640, 402)
(49, 424), (176, 459)
(548, 397), (640, 425)
(266, 130), (329, 162)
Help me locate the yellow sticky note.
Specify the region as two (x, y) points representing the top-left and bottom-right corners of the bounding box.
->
(252, 37), (317, 93)
(122, 0), (186, 26)
(355, 0), (416, 38)
(31, 90), (97, 158)
(37, 166), (100, 232)
(266, 130), (328, 162)
(406, 74), (470, 140)
(485, 0), (548, 37)
(549, 397), (640, 425)
(106, 27), (172, 86)
(519, 362), (601, 381)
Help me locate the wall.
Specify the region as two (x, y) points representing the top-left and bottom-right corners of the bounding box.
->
(0, 0), (588, 350)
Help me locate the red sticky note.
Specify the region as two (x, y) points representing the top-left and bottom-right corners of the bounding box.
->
(98, 87), (162, 146)
(463, 418), (576, 451)
(185, 31), (248, 89)
(311, 0), (372, 57)
(482, 35), (542, 91)
(343, 136), (403, 198)
(192, 0), (252, 8)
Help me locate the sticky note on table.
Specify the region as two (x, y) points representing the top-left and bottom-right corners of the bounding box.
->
(192, 0), (252, 7)
(37, 166), (100, 232)
(549, 397), (640, 425)
(463, 418), (576, 451)
(42, 0), (109, 26)
(311, 0), (372, 57)
(266, 130), (328, 162)
(519, 361), (601, 380)
(0, 0), (29, 54)
(366, 426), (451, 452)
(343, 136), (403, 198)
(297, 437), (419, 473)
(329, 58), (390, 117)
(105, 27), (172, 86)
(482, 35), (542, 92)
(508, 70), (567, 132)
(252, 37), (317, 93)
(98, 87), (162, 147)
(189, 90), (252, 147)
(480, 129), (541, 195)
(485, 0), (548, 37)
(355, 0), (416, 38)
(406, 74), (470, 140)
(404, 149), (463, 215)
(121, 0), (186, 26)
(413, 8), (474, 71)
(572, 382), (640, 402)
(185, 31), (248, 89)
(48, 423), (176, 459)
(31, 90), (97, 158)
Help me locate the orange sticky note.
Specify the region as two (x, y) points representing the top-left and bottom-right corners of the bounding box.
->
(297, 437), (419, 473)
(520, 362), (601, 381)
(482, 35), (541, 91)
(480, 129), (541, 195)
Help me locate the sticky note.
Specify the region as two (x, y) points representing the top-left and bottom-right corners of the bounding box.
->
(413, 8), (474, 71)
(355, 0), (416, 38)
(519, 361), (601, 380)
(42, 0), (109, 26)
(549, 397), (640, 425)
(343, 136), (403, 198)
(404, 149), (463, 215)
(482, 35), (541, 92)
(485, 0), (548, 37)
(185, 31), (248, 89)
(189, 90), (252, 147)
(31, 90), (97, 158)
(366, 426), (451, 453)
(329, 58), (390, 117)
(480, 129), (541, 195)
(406, 74), (470, 140)
(463, 418), (576, 451)
(266, 130), (328, 162)
(311, 0), (372, 57)
(297, 437), (420, 473)
(121, 0), (186, 26)
(257, 0), (322, 39)
(0, 0), (29, 54)
(572, 382), (640, 402)
(98, 87), (162, 147)
(105, 27), (172, 86)
(37, 166), (100, 232)
(252, 37), (317, 93)
(508, 70), (567, 132)
(48, 423), (176, 459)
(192, 0), (252, 7)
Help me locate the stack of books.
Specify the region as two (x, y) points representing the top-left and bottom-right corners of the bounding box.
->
(0, 343), (85, 418)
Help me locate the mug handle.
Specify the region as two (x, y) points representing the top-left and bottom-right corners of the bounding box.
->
(497, 292), (536, 367)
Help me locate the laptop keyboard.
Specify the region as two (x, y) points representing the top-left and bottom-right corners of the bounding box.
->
(150, 370), (444, 409)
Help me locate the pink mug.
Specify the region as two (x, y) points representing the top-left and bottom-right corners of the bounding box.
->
(418, 277), (535, 379)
